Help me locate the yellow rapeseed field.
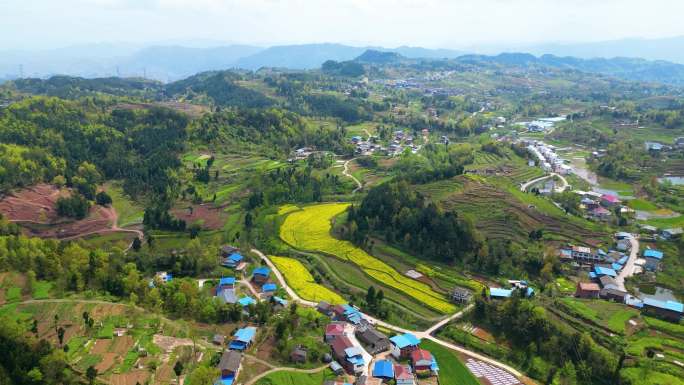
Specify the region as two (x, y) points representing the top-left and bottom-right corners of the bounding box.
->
(270, 256), (346, 304)
(279, 203), (456, 313)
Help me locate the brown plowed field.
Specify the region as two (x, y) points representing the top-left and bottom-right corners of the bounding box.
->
(0, 184), (117, 239)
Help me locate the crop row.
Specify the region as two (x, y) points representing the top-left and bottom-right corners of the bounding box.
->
(270, 255), (346, 304)
(279, 203), (456, 314)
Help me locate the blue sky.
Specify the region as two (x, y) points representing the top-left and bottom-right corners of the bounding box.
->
(2, 0), (684, 50)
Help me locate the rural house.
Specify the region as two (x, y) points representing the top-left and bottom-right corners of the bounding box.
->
(317, 301), (334, 316)
(662, 228), (683, 240)
(575, 282), (600, 299)
(451, 287), (472, 304)
(372, 360), (395, 380)
(600, 288), (627, 303)
(642, 298), (683, 322)
(489, 287), (514, 299)
(390, 333), (421, 359)
(229, 327), (257, 351)
(222, 252), (244, 268)
(217, 350), (242, 385)
(410, 349), (437, 375)
(393, 364), (416, 385)
(356, 325), (390, 354)
(251, 267), (271, 285)
(290, 346), (307, 363)
(325, 322), (346, 342)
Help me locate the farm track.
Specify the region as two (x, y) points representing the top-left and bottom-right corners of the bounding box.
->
(342, 158), (362, 193)
(253, 249), (524, 379)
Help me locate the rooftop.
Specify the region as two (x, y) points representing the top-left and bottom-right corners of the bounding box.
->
(489, 287), (514, 298)
(233, 327), (257, 343)
(643, 298), (683, 313)
(578, 282), (600, 291)
(643, 249), (664, 260)
(372, 360), (394, 378)
(252, 267), (271, 277)
(594, 266), (617, 277)
(390, 333), (421, 349)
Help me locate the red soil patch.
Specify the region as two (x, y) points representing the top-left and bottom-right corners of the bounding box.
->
(92, 339), (113, 354)
(111, 336), (135, 355)
(155, 363), (173, 384)
(171, 204), (226, 230)
(108, 370), (149, 385)
(0, 184), (116, 239)
(255, 335), (276, 362)
(0, 184), (66, 222)
(96, 352), (118, 373)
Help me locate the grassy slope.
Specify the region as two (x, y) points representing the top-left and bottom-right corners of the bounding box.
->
(254, 369), (334, 385)
(420, 339), (480, 385)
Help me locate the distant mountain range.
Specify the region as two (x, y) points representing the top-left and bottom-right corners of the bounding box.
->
(3, 39), (684, 85)
(0, 43), (465, 81)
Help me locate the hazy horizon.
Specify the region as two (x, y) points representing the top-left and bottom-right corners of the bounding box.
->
(3, 0), (684, 51)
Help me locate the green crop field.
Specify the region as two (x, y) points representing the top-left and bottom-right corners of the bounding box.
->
(255, 368), (335, 385)
(104, 181), (144, 227)
(270, 256), (345, 304)
(559, 298), (639, 334)
(420, 340), (480, 385)
(279, 203), (456, 313)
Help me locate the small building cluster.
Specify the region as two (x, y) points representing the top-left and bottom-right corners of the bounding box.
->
(524, 140), (572, 175)
(489, 280), (535, 300)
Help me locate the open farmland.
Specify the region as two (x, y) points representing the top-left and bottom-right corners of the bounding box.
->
(279, 203), (456, 314)
(270, 256), (345, 304)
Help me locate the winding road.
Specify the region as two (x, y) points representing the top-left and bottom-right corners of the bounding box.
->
(342, 158), (363, 193)
(520, 172), (569, 193)
(251, 249), (524, 378)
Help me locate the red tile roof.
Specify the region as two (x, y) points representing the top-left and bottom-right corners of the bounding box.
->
(326, 322), (345, 336)
(331, 336), (353, 357)
(410, 349), (433, 364)
(393, 364), (413, 380)
(578, 282), (600, 291)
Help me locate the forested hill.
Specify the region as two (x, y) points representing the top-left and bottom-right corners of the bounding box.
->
(456, 53), (684, 85)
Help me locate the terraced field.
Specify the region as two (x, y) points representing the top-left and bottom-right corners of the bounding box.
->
(270, 256), (345, 304)
(279, 203), (456, 313)
(420, 176), (608, 244)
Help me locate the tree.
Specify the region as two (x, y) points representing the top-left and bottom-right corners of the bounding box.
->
(57, 326), (65, 346)
(86, 365), (97, 385)
(132, 237), (142, 251)
(185, 366), (220, 385)
(173, 361), (184, 380)
(95, 191), (112, 206)
(244, 212), (253, 229)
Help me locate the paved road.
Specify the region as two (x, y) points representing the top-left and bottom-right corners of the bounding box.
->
(520, 172), (569, 193)
(251, 249), (524, 379)
(615, 235), (640, 292)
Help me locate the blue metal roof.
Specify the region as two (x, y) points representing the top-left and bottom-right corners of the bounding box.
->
(643, 298), (683, 313)
(373, 360), (394, 378)
(490, 288), (513, 298)
(272, 296), (288, 306)
(617, 256), (628, 265)
(430, 356), (439, 371)
(526, 287), (535, 297)
(594, 266), (617, 277)
(238, 296), (256, 307)
(252, 267), (271, 276)
(228, 253), (243, 262)
(589, 272), (597, 279)
(233, 327), (256, 343)
(262, 283), (277, 292)
(390, 333), (421, 349)
(220, 277), (236, 286)
(345, 346), (363, 358)
(216, 375), (234, 385)
(611, 263), (623, 271)
(643, 249), (664, 260)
